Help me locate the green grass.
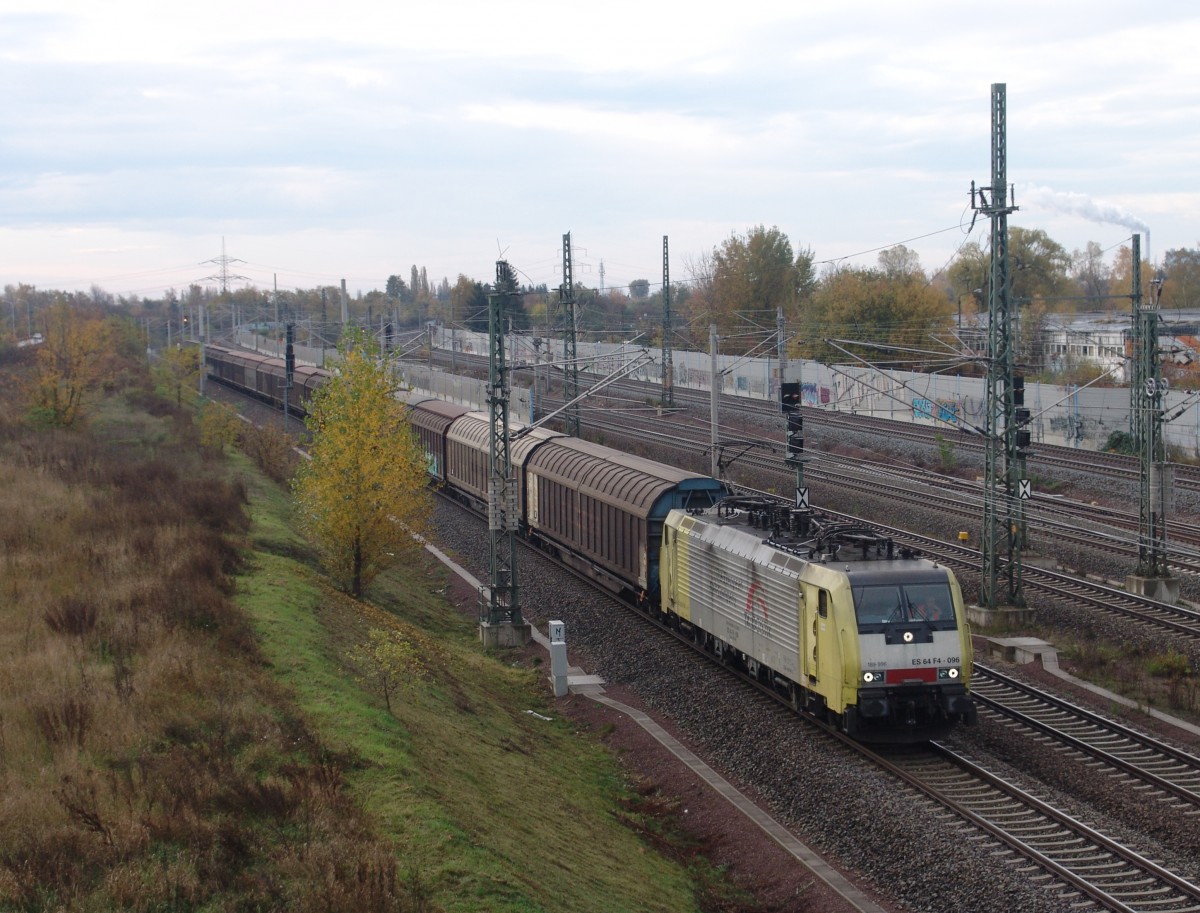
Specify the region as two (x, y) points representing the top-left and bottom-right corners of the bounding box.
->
(233, 463), (704, 913)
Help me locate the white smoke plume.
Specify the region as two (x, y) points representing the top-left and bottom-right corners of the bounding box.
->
(1020, 184), (1151, 261)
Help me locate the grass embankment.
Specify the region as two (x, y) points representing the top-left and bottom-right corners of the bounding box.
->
(239, 468), (709, 913)
(0, 373), (726, 912)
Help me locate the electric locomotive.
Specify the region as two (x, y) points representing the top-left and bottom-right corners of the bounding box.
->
(660, 496), (975, 742)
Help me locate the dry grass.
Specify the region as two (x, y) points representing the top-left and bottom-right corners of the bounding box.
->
(0, 381), (425, 912)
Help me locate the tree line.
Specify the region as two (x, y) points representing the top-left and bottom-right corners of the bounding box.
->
(6, 229), (1199, 374)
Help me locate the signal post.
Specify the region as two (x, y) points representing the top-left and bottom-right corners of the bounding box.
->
(780, 382), (812, 534)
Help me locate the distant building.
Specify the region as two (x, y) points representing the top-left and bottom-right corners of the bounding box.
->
(1040, 312), (1200, 384)
(1042, 315), (1129, 381)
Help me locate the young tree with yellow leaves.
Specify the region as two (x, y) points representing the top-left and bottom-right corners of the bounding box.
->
(347, 627), (427, 714)
(31, 301), (122, 426)
(292, 329), (432, 597)
(198, 400), (241, 454)
(154, 343), (202, 407)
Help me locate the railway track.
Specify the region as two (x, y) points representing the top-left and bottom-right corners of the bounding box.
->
(972, 663), (1200, 811)
(582, 409), (1200, 583)
(434, 347), (1200, 495)
(879, 743), (1200, 913)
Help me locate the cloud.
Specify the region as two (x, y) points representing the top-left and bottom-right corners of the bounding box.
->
(4, 1), (1200, 296)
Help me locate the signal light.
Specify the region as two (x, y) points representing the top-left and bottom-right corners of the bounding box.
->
(786, 411), (804, 463)
(780, 382), (801, 414)
(1012, 375), (1025, 407)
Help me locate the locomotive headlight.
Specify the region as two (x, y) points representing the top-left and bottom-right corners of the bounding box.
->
(938, 667), (961, 681)
(862, 670), (883, 684)
(902, 631), (914, 643)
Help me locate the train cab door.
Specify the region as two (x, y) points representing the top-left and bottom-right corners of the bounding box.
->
(800, 584), (840, 718)
(661, 526), (676, 615)
(800, 584), (823, 682)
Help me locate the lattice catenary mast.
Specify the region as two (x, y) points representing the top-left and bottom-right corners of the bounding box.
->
(479, 260), (530, 647)
(973, 83), (1027, 610)
(560, 232), (581, 436)
(1129, 234), (1171, 583)
(661, 235), (674, 408)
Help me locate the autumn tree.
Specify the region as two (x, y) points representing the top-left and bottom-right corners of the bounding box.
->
(347, 627), (427, 714)
(1163, 247), (1200, 311)
(878, 244), (924, 279)
(708, 226), (816, 350)
(798, 267), (954, 368)
(198, 400), (242, 454)
(1071, 241), (1112, 309)
(946, 227), (1073, 312)
(154, 343), (202, 407)
(30, 302), (123, 426)
(292, 329), (432, 597)
(1110, 243), (1155, 304)
(450, 275), (490, 331)
(385, 274), (411, 302)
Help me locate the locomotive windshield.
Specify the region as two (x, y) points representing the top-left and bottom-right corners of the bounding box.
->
(852, 582), (956, 629)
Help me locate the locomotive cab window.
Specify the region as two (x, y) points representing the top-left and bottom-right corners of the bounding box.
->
(852, 582), (955, 630)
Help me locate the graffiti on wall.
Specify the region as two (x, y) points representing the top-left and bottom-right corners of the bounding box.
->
(912, 398), (961, 425)
(801, 382), (831, 405)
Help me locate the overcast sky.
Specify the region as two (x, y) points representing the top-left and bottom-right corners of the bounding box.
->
(2, 1), (1197, 300)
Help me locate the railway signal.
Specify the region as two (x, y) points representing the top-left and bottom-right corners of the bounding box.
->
(785, 412), (804, 464)
(780, 382), (810, 525)
(781, 382), (804, 463)
(780, 382), (801, 414)
(284, 323), (295, 430)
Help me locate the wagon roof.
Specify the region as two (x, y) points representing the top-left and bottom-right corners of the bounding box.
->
(527, 437), (722, 515)
(447, 413), (565, 463)
(395, 390), (436, 409)
(408, 399), (472, 434)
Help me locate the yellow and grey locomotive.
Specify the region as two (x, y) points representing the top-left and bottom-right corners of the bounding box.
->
(661, 497), (976, 742)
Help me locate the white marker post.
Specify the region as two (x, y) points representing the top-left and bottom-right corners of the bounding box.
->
(549, 620), (568, 698)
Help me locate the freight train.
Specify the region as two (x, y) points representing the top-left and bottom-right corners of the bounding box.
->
(205, 344), (976, 741)
(204, 343), (328, 416)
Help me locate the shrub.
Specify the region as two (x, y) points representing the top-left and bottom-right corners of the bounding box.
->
(240, 421), (297, 482)
(1146, 650), (1191, 679)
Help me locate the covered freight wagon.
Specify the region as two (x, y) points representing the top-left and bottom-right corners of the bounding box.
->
(523, 438), (727, 600)
(405, 399), (472, 483)
(443, 413), (564, 512)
